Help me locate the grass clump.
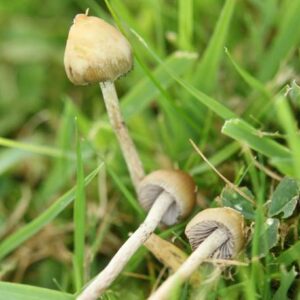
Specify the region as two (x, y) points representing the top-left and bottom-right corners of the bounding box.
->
(0, 0), (300, 299)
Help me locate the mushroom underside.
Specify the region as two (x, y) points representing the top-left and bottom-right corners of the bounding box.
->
(138, 185), (181, 226)
(187, 221), (234, 259)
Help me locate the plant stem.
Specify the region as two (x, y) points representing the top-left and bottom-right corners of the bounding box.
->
(77, 191), (173, 300)
(148, 228), (228, 300)
(100, 81), (145, 190)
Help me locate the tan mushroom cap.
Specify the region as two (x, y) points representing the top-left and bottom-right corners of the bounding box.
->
(137, 170), (196, 226)
(185, 207), (245, 259)
(64, 14), (133, 85)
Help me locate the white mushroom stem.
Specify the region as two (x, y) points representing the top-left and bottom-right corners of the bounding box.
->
(100, 80), (144, 190)
(148, 228), (228, 300)
(77, 191), (174, 300)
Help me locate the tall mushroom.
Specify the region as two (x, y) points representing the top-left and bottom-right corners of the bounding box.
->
(78, 169), (196, 300)
(148, 207), (245, 300)
(64, 12), (197, 300)
(64, 12), (144, 189)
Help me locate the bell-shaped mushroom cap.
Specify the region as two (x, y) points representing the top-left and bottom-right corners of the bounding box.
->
(185, 207), (245, 259)
(137, 170), (196, 226)
(64, 14), (133, 85)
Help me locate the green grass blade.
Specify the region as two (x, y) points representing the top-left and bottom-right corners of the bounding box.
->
(0, 282), (74, 300)
(225, 48), (271, 102)
(222, 118), (291, 158)
(153, 0), (166, 55)
(129, 28), (296, 176)
(258, 0), (300, 81)
(182, 72), (237, 119)
(194, 0), (236, 92)
(0, 164), (102, 260)
(109, 0), (142, 32)
(178, 0), (193, 50)
(273, 266), (297, 300)
(0, 136), (74, 159)
(222, 118), (293, 175)
(105, 0), (235, 122)
(130, 28), (237, 120)
(34, 100), (76, 208)
(107, 166), (145, 218)
(121, 52), (197, 120)
(75, 0), (108, 20)
(275, 95), (300, 179)
(110, 0), (166, 55)
(290, 80), (300, 107)
(105, 0), (202, 163)
(73, 123), (86, 290)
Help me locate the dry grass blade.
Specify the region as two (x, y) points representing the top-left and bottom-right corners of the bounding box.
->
(190, 139), (255, 205)
(144, 234), (187, 270)
(1, 186), (31, 238)
(144, 234), (200, 286)
(204, 258), (248, 266)
(252, 157), (282, 182)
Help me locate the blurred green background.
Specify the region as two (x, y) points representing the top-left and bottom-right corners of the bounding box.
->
(0, 0), (300, 299)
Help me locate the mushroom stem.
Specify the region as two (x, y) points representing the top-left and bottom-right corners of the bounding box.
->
(148, 228), (228, 300)
(77, 191), (173, 300)
(100, 80), (144, 190)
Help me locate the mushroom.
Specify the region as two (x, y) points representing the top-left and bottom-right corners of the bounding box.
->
(64, 12), (144, 189)
(64, 13), (196, 300)
(148, 207), (245, 300)
(77, 169), (196, 300)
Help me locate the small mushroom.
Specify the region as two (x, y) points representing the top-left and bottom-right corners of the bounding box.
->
(148, 207), (245, 300)
(64, 12), (144, 189)
(77, 170), (196, 300)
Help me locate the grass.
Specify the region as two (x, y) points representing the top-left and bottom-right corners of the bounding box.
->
(0, 0), (300, 299)
(73, 120), (86, 290)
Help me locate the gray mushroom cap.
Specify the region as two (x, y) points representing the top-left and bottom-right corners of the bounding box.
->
(137, 170), (196, 226)
(185, 207), (245, 259)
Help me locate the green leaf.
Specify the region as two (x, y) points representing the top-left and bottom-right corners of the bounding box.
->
(273, 266), (297, 300)
(256, 218), (280, 257)
(268, 177), (300, 218)
(277, 240), (300, 266)
(0, 282), (74, 300)
(220, 187), (255, 220)
(0, 164), (102, 260)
